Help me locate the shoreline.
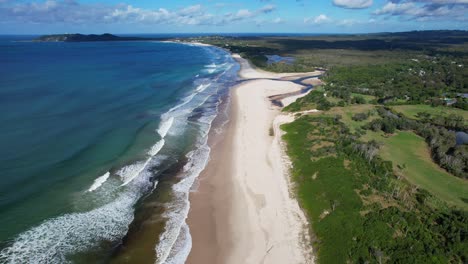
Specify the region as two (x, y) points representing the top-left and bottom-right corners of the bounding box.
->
(186, 52), (321, 263)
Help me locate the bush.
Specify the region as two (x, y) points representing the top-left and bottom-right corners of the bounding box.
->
(352, 96), (366, 104)
(352, 112), (369, 122)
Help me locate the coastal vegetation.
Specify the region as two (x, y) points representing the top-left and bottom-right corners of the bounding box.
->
(322, 59), (467, 111)
(391, 104), (468, 126)
(217, 30), (468, 264)
(195, 30), (468, 68)
(364, 130), (467, 209)
(279, 52), (468, 261)
(282, 108), (467, 263)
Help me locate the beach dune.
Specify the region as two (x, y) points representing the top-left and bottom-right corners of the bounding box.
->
(187, 54), (319, 264)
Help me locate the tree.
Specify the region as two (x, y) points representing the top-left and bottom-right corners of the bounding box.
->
(381, 119), (396, 134)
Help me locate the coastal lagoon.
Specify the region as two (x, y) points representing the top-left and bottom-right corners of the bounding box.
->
(0, 37), (238, 262)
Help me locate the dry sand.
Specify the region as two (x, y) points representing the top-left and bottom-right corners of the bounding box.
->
(186, 53), (318, 264)
(300, 77), (323, 86)
(280, 90), (311, 107)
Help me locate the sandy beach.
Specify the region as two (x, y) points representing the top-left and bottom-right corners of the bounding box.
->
(186, 53), (321, 264)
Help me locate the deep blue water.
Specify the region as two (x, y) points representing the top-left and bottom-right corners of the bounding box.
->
(0, 36), (238, 262)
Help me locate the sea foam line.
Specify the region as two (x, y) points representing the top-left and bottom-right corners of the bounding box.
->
(162, 223), (192, 264)
(158, 117), (174, 138)
(196, 83), (211, 93)
(118, 160), (150, 187)
(87, 172), (110, 192)
(154, 48), (238, 264)
(119, 139), (164, 187)
(167, 93), (197, 113)
(149, 139), (165, 157)
(155, 92), (219, 263)
(120, 114), (175, 187)
(0, 167), (155, 264)
(155, 143), (211, 264)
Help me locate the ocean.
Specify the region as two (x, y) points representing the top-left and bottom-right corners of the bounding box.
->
(0, 36), (239, 263)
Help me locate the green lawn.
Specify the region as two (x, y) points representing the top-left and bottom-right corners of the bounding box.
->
(364, 130), (468, 210)
(392, 104), (468, 121)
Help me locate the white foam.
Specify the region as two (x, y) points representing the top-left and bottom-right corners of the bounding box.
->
(156, 50), (236, 263)
(148, 139), (165, 156)
(87, 172), (110, 192)
(203, 63), (219, 74)
(162, 223), (192, 264)
(0, 150), (163, 262)
(0, 180), (151, 263)
(195, 83), (211, 93)
(118, 159), (150, 187)
(157, 117), (174, 138)
(155, 130), (212, 264)
(167, 93), (196, 113)
(152, 58), (234, 261)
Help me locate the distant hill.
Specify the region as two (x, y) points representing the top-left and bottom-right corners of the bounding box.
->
(35, 33), (152, 42)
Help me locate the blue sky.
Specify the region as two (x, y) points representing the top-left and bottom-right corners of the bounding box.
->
(0, 0), (467, 34)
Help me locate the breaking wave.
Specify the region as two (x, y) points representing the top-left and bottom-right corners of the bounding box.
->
(0, 161), (156, 263)
(87, 172), (110, 192)
(0, 42), (239, 264)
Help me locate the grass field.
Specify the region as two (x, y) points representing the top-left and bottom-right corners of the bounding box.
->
(363, 130), (468, 210)
(324, 95), (341, 104)
(351, 93), (376, 102)
(282, 114), (468, 263)
(321, 104), (468, 210)
(326, 104), (376, 133)
(391, 104), (468, 121)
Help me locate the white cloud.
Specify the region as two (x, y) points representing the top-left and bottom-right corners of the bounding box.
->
(304, 14), (378, 27)
(214, 3), (227, 8)
(259, 4), (276, 13)
(337, 19), (360, 26)
(233, 9), (254, 19)
(4, 0), (110, 24)
(418, 0), (468, 3)
(0, 1), (275, 26)
(178, 4), (202, 16)
(272, 17), (285, 23)
(333, 0), (373, 9)
(105, 6), (173, 24)
(305, 14), (332, 24)
(373, 1), (468, 21)
(373, 2), (420, 16)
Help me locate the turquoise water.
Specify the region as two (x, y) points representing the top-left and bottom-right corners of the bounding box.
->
(0, 37), (238, 262)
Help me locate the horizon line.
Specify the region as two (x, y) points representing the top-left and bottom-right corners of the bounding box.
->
(1, 29), (467, 36)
